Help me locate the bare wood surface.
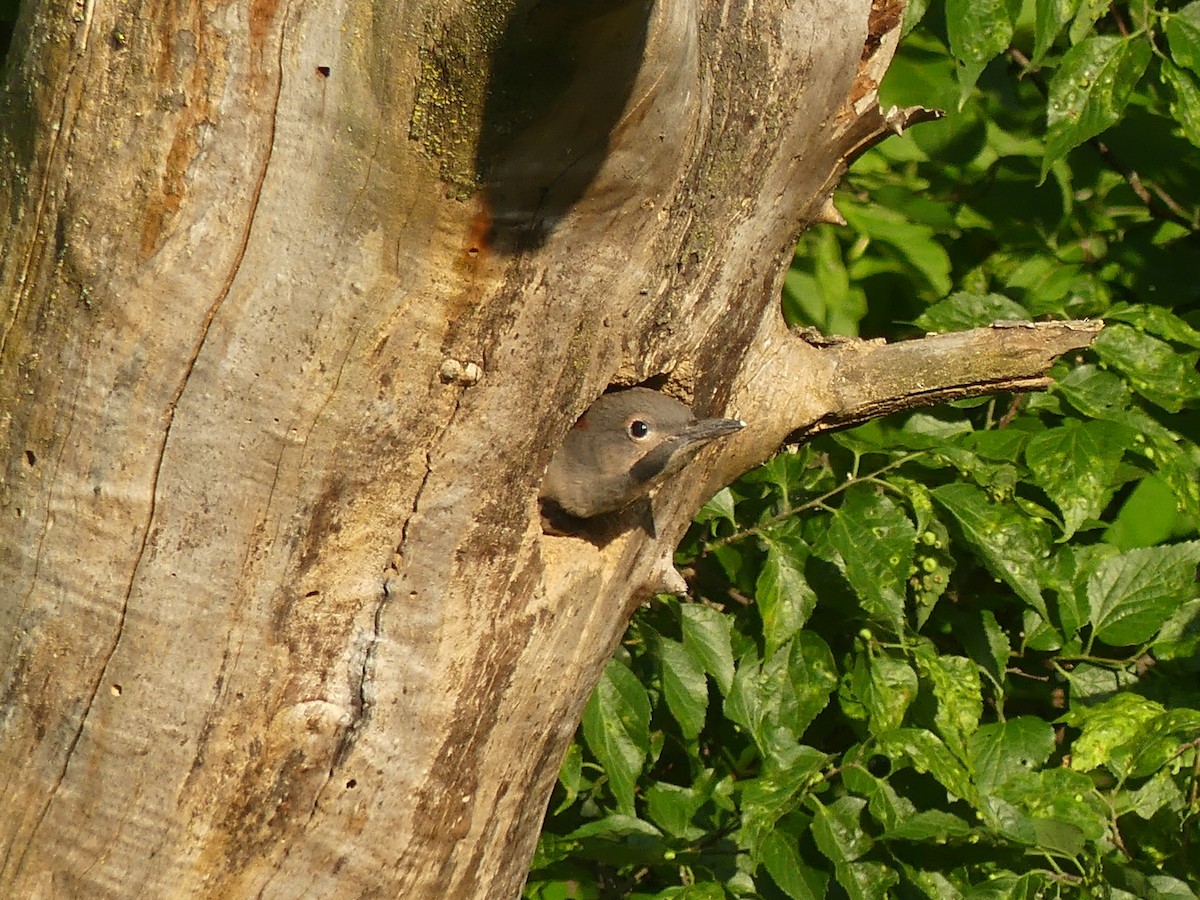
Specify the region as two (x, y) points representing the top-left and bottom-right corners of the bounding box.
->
(0, 0), (1100, 896)
(813, 320), (1105, 433)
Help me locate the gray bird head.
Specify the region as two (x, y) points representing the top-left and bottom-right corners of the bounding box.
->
(540, 387), (745, 519)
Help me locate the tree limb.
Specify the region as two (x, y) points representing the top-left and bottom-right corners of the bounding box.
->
(809, 319), (1104, 435)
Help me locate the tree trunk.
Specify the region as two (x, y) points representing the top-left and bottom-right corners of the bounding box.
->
(0, 0), (1097, 896)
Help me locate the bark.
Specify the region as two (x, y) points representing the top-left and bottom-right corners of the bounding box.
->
(0, 0), (1097, 897)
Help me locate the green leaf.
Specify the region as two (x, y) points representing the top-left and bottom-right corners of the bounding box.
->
(1162, 61), (1200, 147)
(1107, 407), (1200, 523)
(902, 0), (931, 37)
(1025, 419), (1134, 539)
(945, 0), (1021, 104)
(967, 718), (1056, 793)
(761, 829), (828, 900)
(810, 796), (872, 863)
(725, 653), (770, 748)
(1116, 768), (1186, 819)
(658, 636), (708, 740)
(825, 485), (917, 634)
(1106, 303), (1200, 350)
(1117, 707), (1200, 780)
(932, 482), (1051, 621)
(833, 860), (900, 900)
(842, 763), (916, 832)
(1094, 323), (1200, 413)
(877, 728), (981, 807)
(808, 226), (869, 336)
(913, 649), (982, 760)
(1145, 875), (1200, 900)
(680, 603), (735, 696)
(664, 886), (727, 900)
(1053, 363), (1133, 418)
(879, 809), (974, 842)
(841, 201), (953, 296)
(1062, 661), (1141, 705)
(964, 427), (1027, 464)
(994, 767), (1107, 841)
(738, 748), (830, 855)
(1050, 544), (1111, 640)
(784, 632), (839, 737)
(727, 640), (836, 760)
(850, 652), (919, 734)
(1041, 36), (1152, 181)
(564, 813), (661, 841)
(958, 609), (1011, 689)
(581, 659), (651, 813)
(644, 780), (706, 840)
(1030, 817), (1087, 857)
(757, 531), (817, 657)
(1061, 692), (1164, 774)
(914, 291), (1028, 333)
(1067, 0), (1109, 44)
(555, 741), (584, 814)
(1031, 0), (1078, 66)
(1087, 541), (1200, 646)
(897, 864), (964, 900)
(1166, 2), (1200, 73)
(696, 486), (738, 526)
(977, 794), (1039, 845)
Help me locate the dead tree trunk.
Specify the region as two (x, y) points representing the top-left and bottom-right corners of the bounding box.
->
(0, 0), (1097, 895)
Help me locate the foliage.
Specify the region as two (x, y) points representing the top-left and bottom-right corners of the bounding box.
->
(529, 1), (1200, 897)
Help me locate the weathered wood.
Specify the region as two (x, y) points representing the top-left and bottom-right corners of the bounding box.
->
(0, 0), (1096, 896)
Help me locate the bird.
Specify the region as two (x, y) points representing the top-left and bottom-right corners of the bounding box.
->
(540, 387), (745, 519)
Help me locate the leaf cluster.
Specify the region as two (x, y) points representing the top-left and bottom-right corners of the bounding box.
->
(530, 2), (1200, 897)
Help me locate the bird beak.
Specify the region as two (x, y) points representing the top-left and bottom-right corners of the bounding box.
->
(628, 417), (745, 486)
(677, 417), (746, 446)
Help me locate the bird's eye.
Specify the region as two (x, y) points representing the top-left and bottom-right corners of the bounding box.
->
(628, 420), (651, 440)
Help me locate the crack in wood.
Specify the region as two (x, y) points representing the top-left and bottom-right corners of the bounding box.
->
(8, 0), (292, 877)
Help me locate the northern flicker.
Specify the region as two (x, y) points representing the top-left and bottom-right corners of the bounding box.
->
(540, 388), (744, 519)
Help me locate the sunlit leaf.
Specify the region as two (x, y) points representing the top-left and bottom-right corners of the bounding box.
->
(1088, 541), (1200, 646)
(810, 796), (872, 863)
(945, 0), (1021, 104)
(914, 291), (1027, 332)
(879, 809), (974, 842)
(680, 603), (735, 696)
(1094, 323), (1200, 413)
(581, 659), (650, 813)
(1041, 36), (1152, 181)
(877, 728), (981, 807)
(825, 485), (917, 634)
(1025, 418), (1134, 538)
(1053, 363), (1133, 418)
(957, 609), (1011, 688)
(932, 482), (1052, 621)
(1105, 303), (1200, 349)
(644, 780), (706, 840)
(850, 652), (918, 734)
(1031, 0), (1078, 66)
(1166, 1), (1200, 73)
(913, 649), (982, 759)
(1162, 61), (1200, 148)
(757, 530), (817, 656)
(967, 718), (1055, 793)
(658, 635), (708, 740)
